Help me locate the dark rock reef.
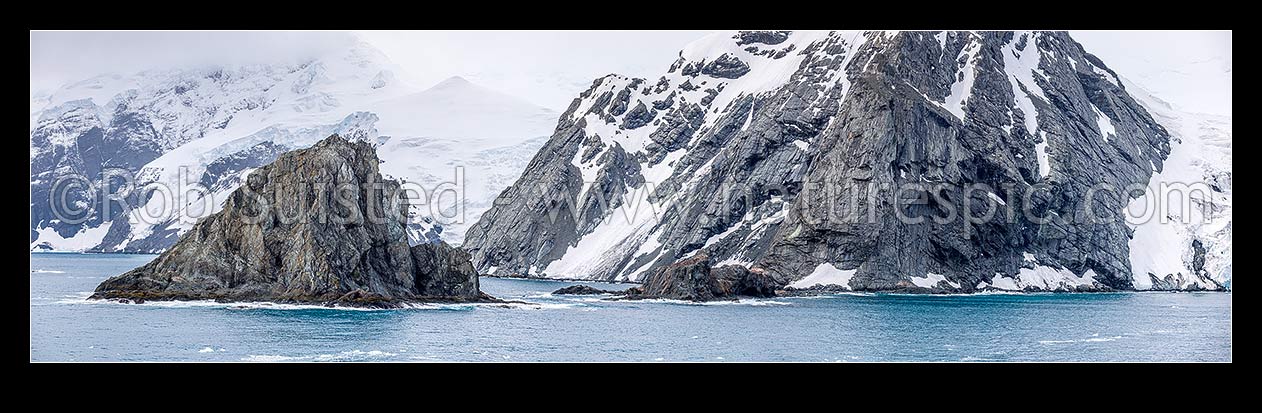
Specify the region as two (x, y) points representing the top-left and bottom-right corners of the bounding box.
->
(622, 254), (778, 301)
(90, 135), (496, 307)
(550, 254), (778, 302)
(551, 285), (624, 295)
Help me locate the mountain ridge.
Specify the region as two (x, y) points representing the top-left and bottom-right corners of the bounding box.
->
(463, 30), (1230, 291)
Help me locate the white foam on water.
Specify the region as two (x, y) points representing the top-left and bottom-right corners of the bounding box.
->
(482, 302), (582, 310)
(241, 354), (305, 362)
(50, 293), (580, 312)
(241, 350), (400, 362)
(786, 291), (877, 299)
(53, 296), (396, 311)
(614, 298), (792, 307)
(968, 290), (1033, 296)
(1038, 335), (1123, 345)
(31, 269), (67, 274)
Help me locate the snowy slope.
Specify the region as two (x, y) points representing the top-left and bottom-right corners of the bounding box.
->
(370, 77), (558, 243)
(1123, 77), (1231, 290)
(540, 31), (866, 280)
(30, 37), (557, 252)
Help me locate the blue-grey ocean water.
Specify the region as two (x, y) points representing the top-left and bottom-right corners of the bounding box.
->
(29, 253), (1231, 362)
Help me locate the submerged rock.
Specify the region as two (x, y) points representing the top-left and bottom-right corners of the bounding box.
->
(90, 135), (497, 307)
(626, 254), (779, 301)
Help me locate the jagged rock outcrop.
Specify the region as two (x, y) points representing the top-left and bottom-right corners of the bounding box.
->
(552, 285), (624, 295)
(463, 30), (1227, 292)
(734, 31), (792, 46)
(411, 242), (481, 297)
(701, 54), (751, 79)
(90, 135), (495, 307)
(624, 254), (778, 301)
(712, 265), (779, 297)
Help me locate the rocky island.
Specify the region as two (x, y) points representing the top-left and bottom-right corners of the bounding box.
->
(553, 254), (778, 302)
(90, 135), (497, 308)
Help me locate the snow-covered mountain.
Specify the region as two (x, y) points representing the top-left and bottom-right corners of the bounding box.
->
(370, 76), (559, 242)
(30, 37), (557, 252)
(464, 31), (1231, 291)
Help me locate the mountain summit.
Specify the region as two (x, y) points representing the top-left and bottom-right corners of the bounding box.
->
(429, 75), (473, 90)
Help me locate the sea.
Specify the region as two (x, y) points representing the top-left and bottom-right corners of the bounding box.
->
(29, 253), (1231, 362)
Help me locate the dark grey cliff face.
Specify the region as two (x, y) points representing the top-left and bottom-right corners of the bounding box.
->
(30, 100), (166, 244)
(463, 31), (1218, 292)
(91, 135), (490, 307)
(760, 31), (1164, 292)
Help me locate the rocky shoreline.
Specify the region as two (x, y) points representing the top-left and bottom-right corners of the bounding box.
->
(544, 252), (1172, 302)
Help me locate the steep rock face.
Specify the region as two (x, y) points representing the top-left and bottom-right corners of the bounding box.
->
(90, 135), (491, 306)
(464, 30), (1224, 292)
(410, 242), (480, 297)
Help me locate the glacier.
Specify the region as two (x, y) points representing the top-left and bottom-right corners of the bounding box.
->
(29, 36), (558, 252)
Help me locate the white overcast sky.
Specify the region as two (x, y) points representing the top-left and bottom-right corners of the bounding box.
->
(30, 30), (1231, 116)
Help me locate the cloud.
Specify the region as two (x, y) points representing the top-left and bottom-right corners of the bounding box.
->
(29, 30), (712, 110)
(30, 31), (357, 94)
(1071, 30), (1231, 117)
(29, 30), (1231, 117)
(353, 30), (712, 110)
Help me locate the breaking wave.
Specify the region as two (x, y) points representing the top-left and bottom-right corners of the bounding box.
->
(1038, 333), (1124, 345)
(242, 350), (399, 362)
(49, 293), (580, 312)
